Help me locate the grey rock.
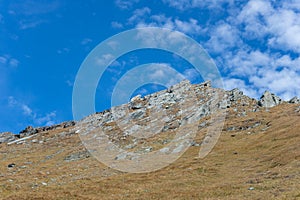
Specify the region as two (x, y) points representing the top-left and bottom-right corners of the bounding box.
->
(130, 95), (144, 109)
(7, 163), (16, 168)
(289, 96), (300, 104)
(130, 109), (146, 120)
(0, 132), (16, 144)
(19, 126), (38, 137)
(258, 91), (282, 108)
(64, 150), (90, 162)
(229, 88), (243, 101)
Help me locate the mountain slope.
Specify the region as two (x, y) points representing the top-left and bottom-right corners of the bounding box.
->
(0, 81), (299, 199)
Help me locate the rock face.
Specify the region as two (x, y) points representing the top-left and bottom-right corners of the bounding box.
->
(0, 132), (16, 144)
(258, 91), (282, 108)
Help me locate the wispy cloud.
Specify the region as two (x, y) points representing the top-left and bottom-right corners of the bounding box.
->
(9, 0), (61, 16)
(7, 96), (57, 127)
(19, 19), (47, 30)
(57, 48), (70, 54)
(115, 0), (140, 10)
(111, 21), (124, 29)
(81, 38), (93, 45)
(0, 55), (20, 68)
(162, 0), (233, 11)
(8, 0), (62, 30)
(130, 11), (203, 35)
(128, 7), (151, 24)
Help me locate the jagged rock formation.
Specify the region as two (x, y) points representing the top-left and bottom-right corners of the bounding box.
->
(74, 80), (262, 169)
(19, 121), (76, 137)
(289, 96), (300, 104)
(258, 91), (282, 108)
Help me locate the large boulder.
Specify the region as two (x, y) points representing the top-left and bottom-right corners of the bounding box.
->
(258, 91), (282, 108)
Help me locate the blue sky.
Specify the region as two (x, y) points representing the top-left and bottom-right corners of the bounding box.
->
(0, 0), (300, 133)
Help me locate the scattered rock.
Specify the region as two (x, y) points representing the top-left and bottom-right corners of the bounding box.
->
(64, 150), (91, 162)
(31, 139), (38, 143)
(248, 187), (255, 191)
(41, 182), (48, 186)
(7, 163), (16, 168)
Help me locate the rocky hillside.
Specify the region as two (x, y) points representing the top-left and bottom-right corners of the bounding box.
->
(0, 80), (299, 199)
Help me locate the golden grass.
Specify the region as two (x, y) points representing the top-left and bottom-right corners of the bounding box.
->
(0, 104), (299, 199)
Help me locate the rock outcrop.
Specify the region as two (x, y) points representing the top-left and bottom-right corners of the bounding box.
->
(258, 91), (282, 108)
(1, 80), (299, 145)
(0, 132), (17, 144)
(75, 80), (260, 165)
(289, 96), (300, 104)
(19, 121), (76, 137)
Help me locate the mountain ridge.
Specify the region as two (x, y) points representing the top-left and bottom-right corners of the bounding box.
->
(1, 80), (299, 142)
(0, 80), (299, 199)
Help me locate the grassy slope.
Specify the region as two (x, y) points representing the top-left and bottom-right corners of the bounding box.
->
(0, 104), (299, 200)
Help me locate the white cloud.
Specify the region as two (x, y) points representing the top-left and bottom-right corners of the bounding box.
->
(174, 18), (201, 34)
(57, 48), (70, 54)
(0, 55), (20, 68)
(35, 112), (56, 125)
(9, 1), (61, 16)
(135, 13), (202, 35)
(223, 78), (258, 98)
(0, 56), (7, 64)
(124, 0), (300, 100)
(95, 54), (115, 66)
(183, 68), (201, 82)
(250, 68), (300, 100)
(221, 49), (300, 99)
(111, 21), (124, 29)
(162, 0), (233, 10)
(8, 1), (61, 30)
(81, 38), (92, 45)
(7, 96), (57, 126)
(9, 58), (19, 68)
(128, 7), (151, 24)
(22, 105), (33, 116)
(115, 0), (140, 10)
(8, 96), (18, 107)
(267, 9), (300, 52)
(235, 0), (300, 53)
(207, 22), (241, 53)
(282, 0), (300, 11)
(203, 0), (300, 99)
(19, 19), (46, 30)
(66, 80), (73, 87)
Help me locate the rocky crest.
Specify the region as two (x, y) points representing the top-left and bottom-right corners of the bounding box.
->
(74, 80), (299, 164)
(0, 80), (299, 145)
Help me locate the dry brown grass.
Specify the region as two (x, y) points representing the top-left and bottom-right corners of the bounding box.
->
(0, 104), (299, 199)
